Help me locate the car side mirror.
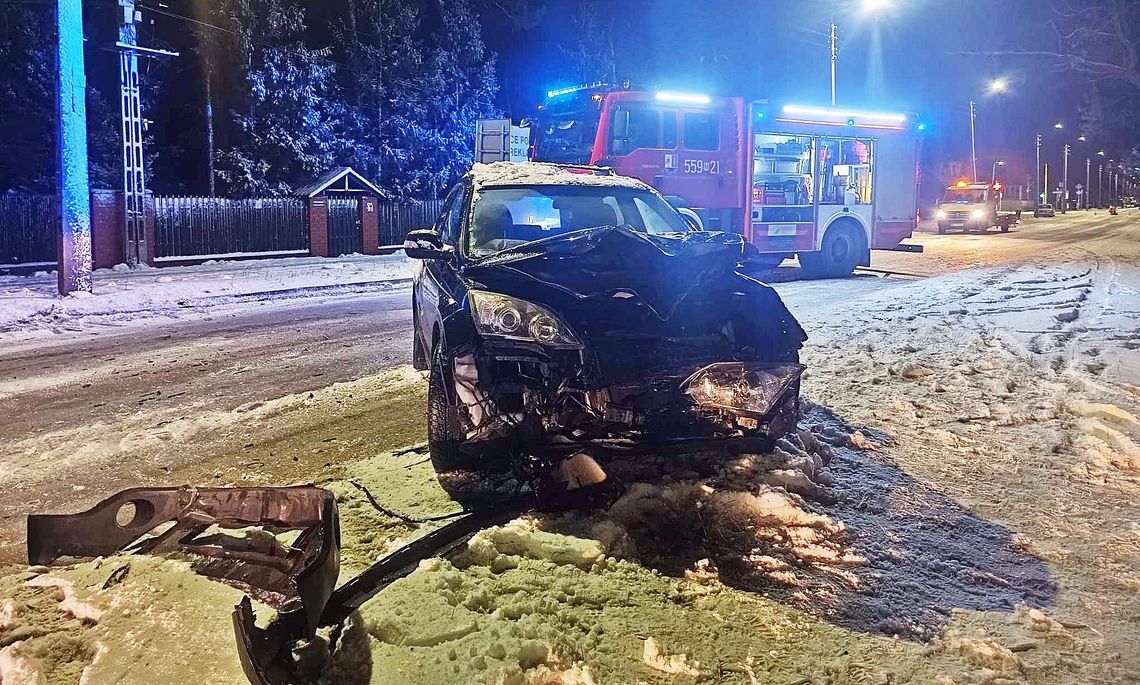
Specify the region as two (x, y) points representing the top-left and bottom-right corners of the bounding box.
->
(682, 215), (701, 232)
(403, 228), (453, 260)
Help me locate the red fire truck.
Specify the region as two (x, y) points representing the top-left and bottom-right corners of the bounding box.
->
(532, 84), (924, 277)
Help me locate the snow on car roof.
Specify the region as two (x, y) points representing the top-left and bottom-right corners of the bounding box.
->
(469, 162), (649, 190)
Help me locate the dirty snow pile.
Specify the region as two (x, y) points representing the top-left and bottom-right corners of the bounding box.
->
(0, 253), (413, 339)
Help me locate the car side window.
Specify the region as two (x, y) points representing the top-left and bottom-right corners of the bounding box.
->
(437, 184), (466, 246)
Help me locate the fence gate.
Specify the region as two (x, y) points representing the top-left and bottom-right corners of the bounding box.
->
(327, 197), (362, 256)
(0, 195), (56, 265)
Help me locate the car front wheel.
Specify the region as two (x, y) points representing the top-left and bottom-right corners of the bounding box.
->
(427, 348), (465, 472)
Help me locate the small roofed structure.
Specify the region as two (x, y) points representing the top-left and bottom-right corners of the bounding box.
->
(295, 168), (383, 257)
(293, 167), (384, 199)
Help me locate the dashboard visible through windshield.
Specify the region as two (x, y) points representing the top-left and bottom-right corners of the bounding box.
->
(467, 185), (690, 258)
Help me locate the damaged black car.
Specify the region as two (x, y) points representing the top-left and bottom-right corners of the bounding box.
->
(405, 162), (807, 500)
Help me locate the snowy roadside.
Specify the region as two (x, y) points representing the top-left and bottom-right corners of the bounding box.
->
(2, 254), (1138, 684)
(0, 253), (415, 340)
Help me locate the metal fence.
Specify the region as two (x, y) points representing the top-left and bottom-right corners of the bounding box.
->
(378, 200), (446, 247)
(154, 196), (308, 260)
(0, 194), (55, 266)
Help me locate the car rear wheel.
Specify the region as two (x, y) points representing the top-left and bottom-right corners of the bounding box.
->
(800, 223), (864, 279)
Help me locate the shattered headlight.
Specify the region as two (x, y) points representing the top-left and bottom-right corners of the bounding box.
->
(468, 290), (583, 348)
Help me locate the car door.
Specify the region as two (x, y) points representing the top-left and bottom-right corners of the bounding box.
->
(416, 183), (467, 352)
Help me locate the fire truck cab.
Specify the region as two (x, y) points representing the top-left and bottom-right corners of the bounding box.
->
(533, 84), (924, 277)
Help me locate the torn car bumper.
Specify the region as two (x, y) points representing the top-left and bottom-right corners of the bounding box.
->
(453, 348), (804, 453)
(26, 486), (340, 685)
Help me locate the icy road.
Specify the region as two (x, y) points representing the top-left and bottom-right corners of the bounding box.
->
(0, 209), (1138, 684)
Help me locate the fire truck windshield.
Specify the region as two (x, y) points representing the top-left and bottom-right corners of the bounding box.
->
(535, 111), (600, 165)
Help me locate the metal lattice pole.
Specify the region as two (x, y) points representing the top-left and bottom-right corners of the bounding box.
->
(118, 0), (147, 267)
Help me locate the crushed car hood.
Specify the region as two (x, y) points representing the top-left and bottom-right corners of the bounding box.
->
(464, 227), (807, 379)
(465, 226), (753, 321)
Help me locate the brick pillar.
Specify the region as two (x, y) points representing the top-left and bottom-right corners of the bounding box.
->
(360, 195), (380, 255)
(143, 191), (156, 265)
(89, 190), (123, 270)
(308, 197), (329, 257)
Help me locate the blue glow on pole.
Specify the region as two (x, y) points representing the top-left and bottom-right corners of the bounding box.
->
(56, 0), (92, 294)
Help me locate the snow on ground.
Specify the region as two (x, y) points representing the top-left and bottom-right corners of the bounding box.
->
(1, 215), (1138, 684)
(0, 253), (414, 342)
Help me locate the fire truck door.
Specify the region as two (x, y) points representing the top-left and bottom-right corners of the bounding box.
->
(870, 136), (919, 249)
(656, 109), (740, 211)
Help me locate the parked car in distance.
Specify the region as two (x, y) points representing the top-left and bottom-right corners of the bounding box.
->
(1034, 204), (1056, 218)
(404, 162), (807, 502)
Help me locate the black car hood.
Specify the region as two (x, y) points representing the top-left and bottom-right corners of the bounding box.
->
(464, 227), (754, 321)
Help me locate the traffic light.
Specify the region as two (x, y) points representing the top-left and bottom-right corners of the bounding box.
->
(992, 181), (1004, 193)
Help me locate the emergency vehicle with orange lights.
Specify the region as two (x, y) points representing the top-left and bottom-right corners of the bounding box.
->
(936, 179), (1022, 234)
(532, 83), (925, 277)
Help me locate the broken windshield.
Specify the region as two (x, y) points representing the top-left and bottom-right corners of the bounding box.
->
(467, 185), (690, 258)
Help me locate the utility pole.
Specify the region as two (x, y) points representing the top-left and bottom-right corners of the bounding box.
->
(969, 100), (978, 181)
(1085, 158), (1091, 210)
(829, 23), (838, 107)
(1035, 134), (1041, 208)
(117, 0), (146, 266)
(115, 0), (177, 266)
(205, 60), (216, 197)
(1098, 164), (1104, 208)
(1062, 144), (1070, 214)
(56, 0), (92, 296)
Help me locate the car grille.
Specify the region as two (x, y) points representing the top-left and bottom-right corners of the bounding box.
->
(948, 211), (969, 221)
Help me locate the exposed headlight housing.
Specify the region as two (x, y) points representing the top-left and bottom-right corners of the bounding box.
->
(971, 209), (986, 220)
(468, 291), (583, 348)
(936, 209), (946, 219)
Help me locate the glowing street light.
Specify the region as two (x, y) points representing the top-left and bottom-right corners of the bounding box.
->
(1098, 150), (1106, 156)
(1078, 135), (1087, 142)
(863, 0), (891, 13)
(987, 78), (1009, 95)
(1054, 122), (1065, 129)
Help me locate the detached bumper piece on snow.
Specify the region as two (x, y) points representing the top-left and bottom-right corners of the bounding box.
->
(27, 485), (541, 685)
(26, 486), (340, 685)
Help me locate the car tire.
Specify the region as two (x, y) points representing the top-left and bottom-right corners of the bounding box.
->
(427, 347), (465, 473)
(800, 223), (864, 279)
(937, 223), (946, 234)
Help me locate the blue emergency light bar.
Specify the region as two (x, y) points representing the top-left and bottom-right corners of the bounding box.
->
(546, 81), (607, 99)
(656, 91), (712, 105)
(779, 104), (912, 129)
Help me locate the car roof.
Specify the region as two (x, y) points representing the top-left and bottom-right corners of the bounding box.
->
(469, 162), (651, 192)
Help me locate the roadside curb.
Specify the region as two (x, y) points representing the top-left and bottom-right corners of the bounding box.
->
(200, 278), (414, 305)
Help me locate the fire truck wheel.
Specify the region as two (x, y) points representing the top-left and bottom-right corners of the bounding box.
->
(800, 223), (864, 279)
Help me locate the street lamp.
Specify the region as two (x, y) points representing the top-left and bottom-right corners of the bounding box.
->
(830, 1), (892, 106)
(991, 159), (1005, 184)
(987, 78), (1009, 95)
(862, 0), (891, 12)
(1054, 122), (1064, 129)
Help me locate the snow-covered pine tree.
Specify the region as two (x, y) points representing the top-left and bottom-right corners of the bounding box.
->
(337, 0), (498, 200)
(215, 0), (343, 196)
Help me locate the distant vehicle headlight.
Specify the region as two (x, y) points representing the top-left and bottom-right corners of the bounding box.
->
(936, 209), (946, 219)
(972, 209), (986, 220)
(468, 291), (583, 348)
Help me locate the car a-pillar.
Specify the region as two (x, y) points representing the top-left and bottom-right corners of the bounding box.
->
(798, 217), (869, 278)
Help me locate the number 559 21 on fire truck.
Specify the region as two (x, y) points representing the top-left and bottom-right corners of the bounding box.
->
(531, 84), (925, 278)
